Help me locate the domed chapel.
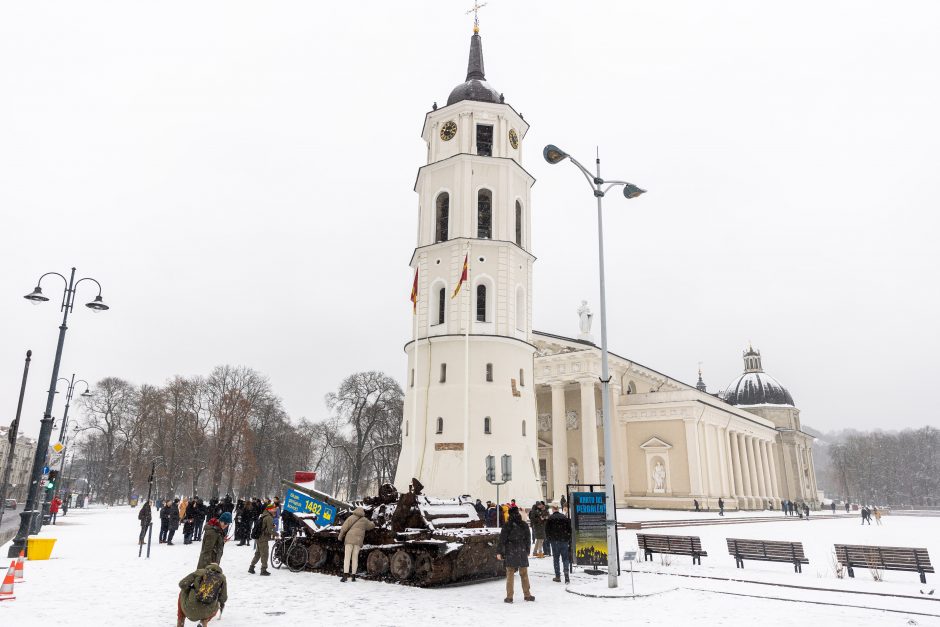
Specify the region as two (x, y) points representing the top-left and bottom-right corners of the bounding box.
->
(393, 21), (820, 510)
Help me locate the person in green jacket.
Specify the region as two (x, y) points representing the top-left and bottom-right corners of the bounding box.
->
(197, 512), (231, 570)
(249, 503), (276, 575)
(176, 563), (227, 627)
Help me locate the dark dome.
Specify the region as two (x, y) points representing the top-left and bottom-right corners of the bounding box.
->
(719, 347), (795, 407)
(719, 372), (794, 406)
(446, 32), (502, 107)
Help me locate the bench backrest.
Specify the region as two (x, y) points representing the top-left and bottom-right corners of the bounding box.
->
(638, 533), (703, 553)
(727, 538), (806, 560)
(834, 544), (933, 571)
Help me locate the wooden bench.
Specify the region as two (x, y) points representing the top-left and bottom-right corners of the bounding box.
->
(637, 533), (708, 565)
(726, 538), (808, 573)
(834, 544), (934, 584)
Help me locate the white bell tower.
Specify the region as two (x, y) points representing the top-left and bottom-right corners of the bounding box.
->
(394, 25), (542, 503)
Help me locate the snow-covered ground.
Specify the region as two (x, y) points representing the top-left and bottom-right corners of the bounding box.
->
(1, 506), (938, 626)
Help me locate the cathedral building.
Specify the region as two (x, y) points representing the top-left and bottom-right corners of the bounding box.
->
(394, 25), (820, 510)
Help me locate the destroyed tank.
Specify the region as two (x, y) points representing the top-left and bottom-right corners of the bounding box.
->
(280, 478), (505, 587)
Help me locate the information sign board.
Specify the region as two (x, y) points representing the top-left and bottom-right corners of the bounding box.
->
(284, 488), (336, 527)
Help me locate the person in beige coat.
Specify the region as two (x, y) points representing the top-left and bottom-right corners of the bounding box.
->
(337, 507), (375, 582)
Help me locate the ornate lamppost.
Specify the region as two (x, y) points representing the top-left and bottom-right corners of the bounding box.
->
(8, 268), (109, 558)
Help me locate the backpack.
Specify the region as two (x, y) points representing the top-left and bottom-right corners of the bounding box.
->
(251, 521), (262, 540)
(194, 569), (223, 605)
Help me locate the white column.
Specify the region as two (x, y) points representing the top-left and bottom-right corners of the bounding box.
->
(759, 441), (773, 503)
(745, 436), (760, 507)
(703, 424), (719, 498)
(729, 431), (743, 501)
(685, 420), (704, 496)
(550, 383), (568, 502)
(736, 433), (752, 507)
(767, 441), (781, 500)
(753, 437), (768, 503)
(716, 426), (730, 497)
(579, 379), (600, 485)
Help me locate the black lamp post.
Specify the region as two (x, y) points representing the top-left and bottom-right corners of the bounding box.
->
(42, 375), (91, 521)
(543, 144), (646, 589)
(0, 350), (33, 532)
(8, 267), (109, 558)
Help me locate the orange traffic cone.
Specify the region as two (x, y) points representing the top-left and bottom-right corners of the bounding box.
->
(14, 551), (25, 582)
(0, 560), (15, 601)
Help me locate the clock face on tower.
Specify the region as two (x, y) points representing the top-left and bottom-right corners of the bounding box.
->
(509, 128), (519, 150)
(440, 120), (457, 142)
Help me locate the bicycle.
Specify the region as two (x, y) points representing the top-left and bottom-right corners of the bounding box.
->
(271, 531), (308, 572)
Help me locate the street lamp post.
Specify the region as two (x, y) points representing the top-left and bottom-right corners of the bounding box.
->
(45, 375), (91, 520)
(0, 350), (33, 532)
(8, 267), (109, 559)
(543, 144), (646, 589)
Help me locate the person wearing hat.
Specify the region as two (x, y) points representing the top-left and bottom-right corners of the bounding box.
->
(249, 502), (276, 575)
(198, 511), (232, 570)
(176, 562), (227, 627)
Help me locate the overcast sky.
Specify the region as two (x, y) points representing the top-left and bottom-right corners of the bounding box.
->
(2, 1), (938, 440)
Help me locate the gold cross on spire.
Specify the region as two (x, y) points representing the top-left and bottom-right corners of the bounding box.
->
(466, 1), (488, 34)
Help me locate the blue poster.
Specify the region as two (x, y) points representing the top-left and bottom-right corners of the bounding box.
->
(284, 488), (337, 526)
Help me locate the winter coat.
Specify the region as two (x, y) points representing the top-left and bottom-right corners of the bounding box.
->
(179, 497), (189, 520)
(184, 501), (198, 521)
(178, 564), (227, 621)
(545, 511), (571, 543)
(528, 506), (548, 540)
(160, 504), (173, 521)
(338, 507), (375, 547)
(220, 497), (234, 514)
(255, 509), (275, 542)
(497, 518), (531, 568)
(485, 507), (498, 527)
(138, 503), (152, 528)
(197, 520), (226, 570)
(169, 503), (181, 529)
(50, 498), (62, 514)
(474, 501), (486, 517)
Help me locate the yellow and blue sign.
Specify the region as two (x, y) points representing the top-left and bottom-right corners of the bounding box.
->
(284, 488), (336, 526)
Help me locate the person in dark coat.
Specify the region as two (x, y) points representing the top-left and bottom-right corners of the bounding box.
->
(528, 502), (548, 557)
(198, 512), (232, 569)
(802, 503), (810, 519)
(138, 500), (152, 545)
(220, 495), (234, 515)
(183, 499), (198, 545)
(718, 497), (725, 517)
(234, 500), (246, 545)
(830, 502), (836, 514)
(193, 498), (207, 541)
(474, 499), (486, 520)
(167, 498), (181, 545)
(497, 506), (534, 603)
(159, 500), (173, 543)
(485, 502), (498, 527)
(545, 502), (571, 583)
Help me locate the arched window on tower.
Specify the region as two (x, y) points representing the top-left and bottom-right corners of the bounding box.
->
(484, 416), (491, 434)
(476, 284), (487, 322)
(515, 200), (523, 247)
(436, 287), (446, 325)
(485, 363), (493, 382)
(436, 417), (443, 434)
(477, 189), (492, 239)
(435, 193), (449, 242)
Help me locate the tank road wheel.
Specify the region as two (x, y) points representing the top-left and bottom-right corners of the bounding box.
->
(367, 550), (390, 576)
(413, 552), (433, 584)
(331, 549), (345, 571)
(287, 544), (308, 572)
(306, 543), (328, 569)
(390, 550), (415, 580)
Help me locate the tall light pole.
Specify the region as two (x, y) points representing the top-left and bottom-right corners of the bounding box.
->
(543, 144), (646, 589)
(8, 267), (109, 558)
(49, 375), (91, 509)
(0, 350), (33, 532)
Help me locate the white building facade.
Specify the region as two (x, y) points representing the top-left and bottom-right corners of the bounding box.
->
(0, 428), (38, 502)
(393, 28), (542, 503)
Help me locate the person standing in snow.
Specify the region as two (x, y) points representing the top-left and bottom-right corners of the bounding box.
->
(50, 494), (63, 524)
(249, 502), (276, 576)
(183, 498), (197, 545)
(272, 497), (282, 534)
(497, 506), (534, 603)
(176, 562), (227, 627)
(138, 500), (152, 545)
(873, 507), (883, 525)
(718, 498), (725, 517)
(528, 502), (547, 557)
(159, 500), (173, 543)
(193, 498), (207, 542)
(485, 501), (498, 527)
(198, 511), (232, 569)
(337, 507), (376, 582)
(166, 497), (182, 545)
(545, 502), (571, 584)
(802, 503), (810, 519)
(474, 498), (486, 520)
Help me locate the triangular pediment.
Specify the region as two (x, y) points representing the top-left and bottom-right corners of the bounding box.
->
(640, 436), (672, 450)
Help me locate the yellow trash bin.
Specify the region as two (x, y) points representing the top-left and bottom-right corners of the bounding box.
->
(27, 537), (57, 561)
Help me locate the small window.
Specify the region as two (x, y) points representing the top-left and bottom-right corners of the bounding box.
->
(436, 417), (443, 434)
(484, 416), (491, 434)
(435, 193), (449, 242)
(477, 190), (492, 239)
(405, 421), (409, 436)
(440, 363), (447, 383)
(410, 368), (415, 387)
(476, 284), (487, 322)
(476, 125), (493, 157)
(485, 363), (493, 382)
(522, 420), (526, 437)
(515, 201), (523, 247)
(519, 368), (525, 386)
(437, 287), (446, 325)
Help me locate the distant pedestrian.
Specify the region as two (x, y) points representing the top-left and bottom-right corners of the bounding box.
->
(183, 499), (197, 545)
(138, 500), (152, 545)
(559, 495), (567, 514)
(830, 502), (836, 514)
(62, 492), (70, 516)
(474, 499), (486, 520)
(545, 502), (571, 584)
(860, 506), (871, 525)
(718, 498), (725, 517)
(50, 495), (62, 524)
(497, 506), (534, 603)
(167, 498), (181, 545)
(485, 501), (498, 527)
(197, 511), (232, 569)
(249, 502), (275, 576)
(159, 500), (172, 543)
(845, 502), (850, 513)
(338, 507), (375, 582)
(803, 503), (810, 519)
(528, 502), (548, 558)
(273, 497), (282, 533)
(693, 499), (700, 512)
(873, 507), (883, 526)
(193, 498), (207, 541)
(176, 563), (227, 627)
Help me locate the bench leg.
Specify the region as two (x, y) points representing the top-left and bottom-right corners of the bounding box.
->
(736, 558), (743, 569)
(919, 570), (926, 585)
(793, 561), (801, 573)
(644, 550), (651, 562)
(693, 554), (700, 566)
(847, 565), (854, 578)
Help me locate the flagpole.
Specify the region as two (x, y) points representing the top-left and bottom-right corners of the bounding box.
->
(463, 240), (471, 493)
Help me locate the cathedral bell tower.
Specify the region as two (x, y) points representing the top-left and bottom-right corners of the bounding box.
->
(393, 25), (542, 503)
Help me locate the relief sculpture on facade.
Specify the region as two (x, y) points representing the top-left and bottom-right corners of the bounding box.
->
(565, 410), (579, 430)
(537, 413), (551, 432)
